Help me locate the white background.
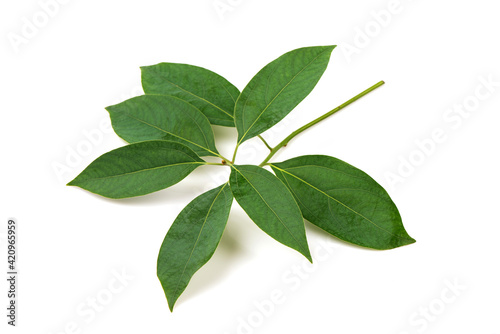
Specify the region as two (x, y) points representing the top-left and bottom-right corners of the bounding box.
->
(1, 0), (499, 333)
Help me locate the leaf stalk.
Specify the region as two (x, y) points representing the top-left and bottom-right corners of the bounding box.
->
(258, 135), (273, 151)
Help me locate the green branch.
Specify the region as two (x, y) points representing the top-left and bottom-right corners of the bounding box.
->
(259, 81), (385, 166)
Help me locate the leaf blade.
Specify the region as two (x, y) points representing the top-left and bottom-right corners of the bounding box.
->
(141, 63), (240, 127)
(157, 183), (233, 311)
(68, 141), (204, 199)
(235, 45), (335, 144)
(271, 155), (415, 250)
(106, 95), (219, 156)
(229, 165), (311, 261)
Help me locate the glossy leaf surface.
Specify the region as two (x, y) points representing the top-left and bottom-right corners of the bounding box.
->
(229, 165), (312, 261)
(157, 183), (233, 311)
(68, 141), (204, 199)
(235, 45), (335, 144)
(271, 155), (415, 249)
(142, 63), (240, 127)
(106, 95), (219, 156)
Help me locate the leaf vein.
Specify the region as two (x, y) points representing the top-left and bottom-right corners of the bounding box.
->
(238, 48), (330, 143)
(233, 166), (307, 255)
(273, 166), (405, 240)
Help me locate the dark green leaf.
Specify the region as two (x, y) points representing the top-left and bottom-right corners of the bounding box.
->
(157, 183), (233, 311)
(106, 95), (219, 157)
(271, 155), (415, 250)
(229, 165), (312, 261)
(68, 141), (204, 199)
(141, 63), (240, 127)
(235, 45), (335, 144)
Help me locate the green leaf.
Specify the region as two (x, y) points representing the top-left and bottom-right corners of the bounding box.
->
(229, 165), (312, 261)
(106, 95), (220, 157)
(157, 183), (233, 311)
(270, 155), (415, 250)
(235, 45), (335, 144)
(141, 63), (240, 127)
(68, 141), (204, 199)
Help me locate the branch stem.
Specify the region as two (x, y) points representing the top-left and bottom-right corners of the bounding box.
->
(230, 143), (239, 164)
(203, 162), (227, 166)
(259, 80), (385, 167)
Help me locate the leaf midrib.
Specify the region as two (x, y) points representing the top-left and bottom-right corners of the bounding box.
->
(76, 161), (203, 182)
(151, 73), (234, 118)
(281, 164), (372, 183)
(170, 183), (229, 302)
(232, 166), (308, 256)
(238, 48), (330, 144)
(123, 112), (217, 156)
(272, 165), (409, 241)
(281, 165), (390, 202)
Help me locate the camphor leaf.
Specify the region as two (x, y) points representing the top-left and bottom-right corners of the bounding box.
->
(270, 155), (416, 250)
(67, 43), (413, 311)
(157, 183), (233, 311)
(141, 63), (240, 127)
(234, 45), (335, 144)
(229, 165), (312, 261)
(106, 95), (220, 157)
(68, 141), (204, 199)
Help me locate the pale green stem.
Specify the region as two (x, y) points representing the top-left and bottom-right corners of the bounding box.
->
(232, 134), (272, 164)
(259, 81), (385, 167)
(258, 135), (273, 151)
(209, 151), (232, 164)
(231, 143), (239, 164)
(203, 162), (227, 166)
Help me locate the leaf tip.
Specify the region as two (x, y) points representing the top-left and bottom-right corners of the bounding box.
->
(139, 65), (150, 76)
(320, 45), (336, 53)
(299, 243), (313, 263)
(400, 229), (416, 246)
(166, 294), (181, 312)
(407, 236), (417, 245)
(391, 234), (416, 249)
(306, 253), (313, 264)
(104, 105), (114, 113)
